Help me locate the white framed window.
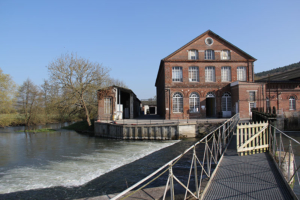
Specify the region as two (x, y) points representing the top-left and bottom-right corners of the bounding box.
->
(205, 50), (215, 60)
(189, 92), (200, 113)
(249, 91), (255, 101)
(189, 66), (199, 82)
(104, 98), (111, 114)
(221, 50), (231, 60)
(188, 50), (198, 60)
(173, 92), (183, 113)
(237, 66), (247, 81)
(222, 92), (232, 111)
(221, 66), (231, 82)
(205, 66), (215, 82)
(289, 96), (296, 110)
(172, 66), (182, 82)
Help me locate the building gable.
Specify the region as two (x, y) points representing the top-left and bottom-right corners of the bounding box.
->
(163, 30), (256, 62)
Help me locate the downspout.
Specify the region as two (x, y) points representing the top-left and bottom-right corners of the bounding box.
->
(165, 88), (171, 120)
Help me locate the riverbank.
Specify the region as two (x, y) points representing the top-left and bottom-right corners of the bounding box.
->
(0, 113), (80, 128)
(62, 121), (94, 136)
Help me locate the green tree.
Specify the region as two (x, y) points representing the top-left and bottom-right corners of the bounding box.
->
(0, 68), (16, 114)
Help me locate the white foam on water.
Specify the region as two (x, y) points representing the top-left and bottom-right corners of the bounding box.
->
(0, 140), (178, 194)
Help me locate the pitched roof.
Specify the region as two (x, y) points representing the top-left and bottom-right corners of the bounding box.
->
(256, 67), (300, 82)
(163, 30), (256, 61)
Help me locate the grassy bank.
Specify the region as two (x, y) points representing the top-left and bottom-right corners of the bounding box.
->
(17, 128), (57, 133)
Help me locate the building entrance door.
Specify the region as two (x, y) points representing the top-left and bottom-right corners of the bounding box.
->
(222, 92), (232, 117)
(206, 92), (216, 117)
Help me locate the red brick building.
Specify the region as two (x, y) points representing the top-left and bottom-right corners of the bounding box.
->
(155, 30), (257, 119)
(97, 86), (141, 120)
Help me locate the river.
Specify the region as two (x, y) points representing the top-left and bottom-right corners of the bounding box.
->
(0, 123), (192, 199)
(0, 123), (299, 199)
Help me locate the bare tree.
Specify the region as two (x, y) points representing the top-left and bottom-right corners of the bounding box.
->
(47, 53), (110, 126)
(17, 79), (41, 127)
(106, 78), (128, 88)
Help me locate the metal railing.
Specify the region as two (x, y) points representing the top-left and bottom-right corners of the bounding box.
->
(112, 113), (240, 200)
(269, 125), (300, 195)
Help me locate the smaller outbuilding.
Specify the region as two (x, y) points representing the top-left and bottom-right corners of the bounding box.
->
(97, 85), (140, 120)
(140, 98), (157, 115)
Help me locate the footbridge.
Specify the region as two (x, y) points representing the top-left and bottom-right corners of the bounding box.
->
(110, 114), (299, 200)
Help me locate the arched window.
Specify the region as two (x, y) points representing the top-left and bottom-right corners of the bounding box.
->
(206, 92), (215, 98)
(173, 93), (183, 113)
(289, 96), (296, 110)
(205, 50), (215, 60)
(188, 50), (198, 60)
(189, 92), (200, 113)
(222, 93), (231, 112)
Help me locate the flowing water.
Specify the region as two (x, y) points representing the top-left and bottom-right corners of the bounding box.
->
(0, 123), (182, 199)
(0, 123), (299, 199)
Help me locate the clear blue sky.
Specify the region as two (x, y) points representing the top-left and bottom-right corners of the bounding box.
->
(1, 0), (299, 99)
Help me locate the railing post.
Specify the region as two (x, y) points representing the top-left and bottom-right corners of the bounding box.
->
(193, 147), (199, 198)
(206, 137), (210, 177)
(169, 163), (175, 200)
(288, 140), (291, 181)
(279, 133), (282, 167)
(273, 126), (276, 156)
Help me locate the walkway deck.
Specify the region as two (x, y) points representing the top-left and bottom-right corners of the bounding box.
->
(202, 135), (294, 200)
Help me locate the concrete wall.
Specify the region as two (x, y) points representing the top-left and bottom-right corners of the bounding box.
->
(95, 122), (179, 140)
(95, 121), (223, 140)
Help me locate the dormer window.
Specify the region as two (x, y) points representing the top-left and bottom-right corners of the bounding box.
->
(188, 50), (198, 60)
(205, 50), (215, 60)
(221, 50), (231, 60)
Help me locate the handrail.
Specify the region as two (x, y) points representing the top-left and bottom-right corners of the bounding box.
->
(112, 113), (240, 200)
(269, 124), (300, 196)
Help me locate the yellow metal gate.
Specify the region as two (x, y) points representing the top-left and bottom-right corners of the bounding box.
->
(237, 121), (269, 156)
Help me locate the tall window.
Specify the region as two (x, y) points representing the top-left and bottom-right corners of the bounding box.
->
(173, 93), (183, 113)
(221, 50), (231, 60)
(221, 66), (231, 82)
(222, 93), (231, 111)
(237, 66), (247, 81)
(189, 66), (199, 82)
(172, 66), (182, 82)
(188, 50), (198, 60)
(189, 92), (200, 113)
(104, 98), (111, 114)
(289, 96), (296, 110)
(266, 97), (270, 109)
(205, 50), (215, 60)
(205, 66), (215, 82)
(249, 91), (255, 101)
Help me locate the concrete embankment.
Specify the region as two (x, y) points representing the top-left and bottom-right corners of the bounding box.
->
(94, 120), (222, 140)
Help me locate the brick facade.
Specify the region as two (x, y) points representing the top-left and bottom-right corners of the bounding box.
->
(156, 30), (256, 119)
